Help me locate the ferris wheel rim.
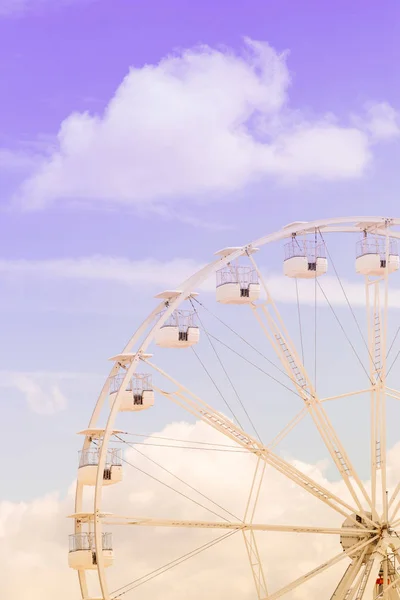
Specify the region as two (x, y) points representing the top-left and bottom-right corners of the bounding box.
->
(73, 215), (400, 600)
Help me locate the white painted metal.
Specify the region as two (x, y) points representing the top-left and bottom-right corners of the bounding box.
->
(249, 253), (375, 524)
(330, 549), (368, 600)
(70, 217), (400, 600)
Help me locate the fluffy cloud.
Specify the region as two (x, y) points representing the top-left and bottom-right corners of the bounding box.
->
(0, 419), (385, 600)
(15, 39), (388, 212)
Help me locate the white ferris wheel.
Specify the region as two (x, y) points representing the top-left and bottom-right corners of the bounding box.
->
(69, 216), (400, 600)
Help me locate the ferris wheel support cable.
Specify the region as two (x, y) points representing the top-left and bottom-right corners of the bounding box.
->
(114, 435), (242, 522)
(319, 228), (385, 385)
(318, 230), (370, 350)
(386, 348), (400, 377)
(295, 277), (306, 367)
(144, 359), (370, 526)
(154, 383), (361, 522)
(119, 432), (251, 448)
(112, 440), (251, 452)
(247, 253), (375, 523)
(190, 345), (244, 428)
(191, 296), (304, 388)
(110, 528), (241, 598)
(386, 326), (400, 360)
(316, 279), (372, 384)
(205, 330), (313, 399)
(190, 298), (262, 442)
(74, 218), (400, 599)
(110, 445), (235, 523)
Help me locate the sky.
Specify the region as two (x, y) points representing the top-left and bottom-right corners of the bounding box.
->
(1, 0), (400, 598)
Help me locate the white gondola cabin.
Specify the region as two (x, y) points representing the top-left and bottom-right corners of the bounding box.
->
(68, 532), (113, 570)
(77, 447), (122, 487)
(216, 264), (260, 304)
(284, 238), (328, 278)
(109, 373), (155, 412)
(355, 235), (399, 276)
(155, 309), (200, 348)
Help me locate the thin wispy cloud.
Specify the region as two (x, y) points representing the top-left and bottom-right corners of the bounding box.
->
(2, 255), (400, 309)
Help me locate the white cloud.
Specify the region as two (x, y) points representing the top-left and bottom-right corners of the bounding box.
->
(362, 102), (400, 141)
(0, 256), (203, 289)
(3, 254), (400, 310)
(0, 371), (79, 414)
(0, 418), (387, 599)
(15, 39), (386, 212)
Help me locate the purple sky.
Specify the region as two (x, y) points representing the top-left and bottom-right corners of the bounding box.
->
(0, 0), (399, 263)
(1, 0), (400, 502)
(4, 4), (400, 599)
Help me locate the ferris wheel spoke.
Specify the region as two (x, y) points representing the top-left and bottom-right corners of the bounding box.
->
(264, 535), (379, 600)
(94, 515), (374, 535)
(365, 270), (391, 523)
(243, 457), (269, 598)
(385, 387), (400, 401)
(321, 389), (373, 403)
(109, 528), (241, 599)
(330, 547), (368, 600)
(388, 485), (400, 523)
(242, 528), (268, 600)
(143, 359), (368, 524)
(248, 255), (374, 522)
(266, 405), (309, 450)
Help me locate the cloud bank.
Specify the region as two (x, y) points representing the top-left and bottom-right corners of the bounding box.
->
(3, 419), (395, 599)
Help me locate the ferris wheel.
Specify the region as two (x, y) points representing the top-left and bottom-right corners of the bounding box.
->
(69, 216), (400, 600)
